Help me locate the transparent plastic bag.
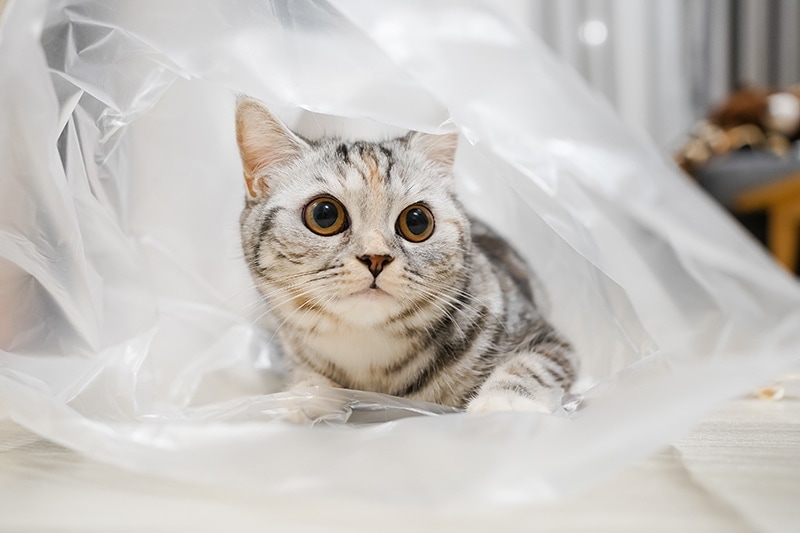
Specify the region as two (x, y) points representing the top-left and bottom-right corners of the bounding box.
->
(1, 0), (799, 509)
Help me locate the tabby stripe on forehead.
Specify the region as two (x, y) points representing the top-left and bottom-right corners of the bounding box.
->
(336, 143), (349, 163)
(351, 143), (384, 193)
(378, 144), (394, 180)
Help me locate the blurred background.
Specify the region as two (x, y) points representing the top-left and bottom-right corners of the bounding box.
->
(505, 0), (800, 275)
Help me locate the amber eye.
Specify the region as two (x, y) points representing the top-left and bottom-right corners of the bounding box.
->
(397, 204), (434, 242)
(303, 197), (348, 236)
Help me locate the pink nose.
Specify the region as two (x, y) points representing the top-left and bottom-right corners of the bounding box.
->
(357, 254), (394, 278)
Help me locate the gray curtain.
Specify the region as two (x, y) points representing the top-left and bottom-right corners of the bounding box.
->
(505, 0), (800, 149)
(689, 0), (800, 113)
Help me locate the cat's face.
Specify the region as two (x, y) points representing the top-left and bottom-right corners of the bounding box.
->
(236, 99), (469, 328)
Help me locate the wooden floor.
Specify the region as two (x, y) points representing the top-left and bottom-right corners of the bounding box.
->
(1, 392), (798, 532)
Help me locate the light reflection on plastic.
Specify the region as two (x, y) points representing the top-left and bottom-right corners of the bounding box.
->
(579, 20), (608, 46)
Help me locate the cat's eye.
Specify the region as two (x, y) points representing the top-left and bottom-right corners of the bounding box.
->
(303, 196), (348, 236)
(397, 204), (434, 242)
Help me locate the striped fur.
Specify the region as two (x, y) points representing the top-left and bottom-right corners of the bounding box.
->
(236, 98), (577, 413)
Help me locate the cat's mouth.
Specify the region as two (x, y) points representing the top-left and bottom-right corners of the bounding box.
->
(350, 285), (391, 298)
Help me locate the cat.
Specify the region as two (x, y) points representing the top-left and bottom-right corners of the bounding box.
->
(235, 97), (577, 413)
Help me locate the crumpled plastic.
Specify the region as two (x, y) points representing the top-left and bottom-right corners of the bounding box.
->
(1, 0), (799, 510)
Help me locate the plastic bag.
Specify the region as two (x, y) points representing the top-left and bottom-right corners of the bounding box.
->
(2, 0), (799, 509)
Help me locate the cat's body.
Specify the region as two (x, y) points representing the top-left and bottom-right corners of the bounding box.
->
(236, 98), (576, 412)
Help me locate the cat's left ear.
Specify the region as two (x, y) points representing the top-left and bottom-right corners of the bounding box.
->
(235, 97), (309, 199)
(406, 131), (459, 171)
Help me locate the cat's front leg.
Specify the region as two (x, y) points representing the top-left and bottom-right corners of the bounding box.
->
(466, 351), (574, 414)
(289, 366), (342, 390)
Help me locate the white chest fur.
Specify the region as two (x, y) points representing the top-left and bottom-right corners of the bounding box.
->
(298, 316), (414, 387)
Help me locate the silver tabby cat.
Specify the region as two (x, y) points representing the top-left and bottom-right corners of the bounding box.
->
(236, 97), (577, 413)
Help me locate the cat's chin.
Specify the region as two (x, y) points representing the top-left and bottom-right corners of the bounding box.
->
(333, 288), (398, 327)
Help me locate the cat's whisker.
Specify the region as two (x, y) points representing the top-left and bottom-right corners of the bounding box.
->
(248, 285), (321, 326)
(222, 267), (331, 306)
(242, 300), (269, 320)
(406, 271), (513, 336)
(268, 288), (339, 342)
(409, 287), (470, 339)
(402, 275), (484, 322)
(404, 270), (475, 302)
(266, 291), (327, 343)
(248, 282), (314, 306)
(291, 290), (339, 334)
(264, 268), (337, 284)
(246, 269), (342, 307)
(228, 273), (322, 316)
(221, 281), (263, 303)
(243, 288), (303, 322)
(397, 281), (470, 330)
(245, 266), (346, 325)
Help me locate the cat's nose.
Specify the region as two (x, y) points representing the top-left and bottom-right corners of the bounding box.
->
(357, 254), (394, 278)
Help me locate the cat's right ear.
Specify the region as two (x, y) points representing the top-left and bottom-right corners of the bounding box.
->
(235, 97), (308, 200)
(405, 131), (459, 172)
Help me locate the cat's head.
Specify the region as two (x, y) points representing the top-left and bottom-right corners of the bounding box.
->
(236, 98), (470, 328)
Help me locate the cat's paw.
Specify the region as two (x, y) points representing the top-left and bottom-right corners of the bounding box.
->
(278, 385), (352, 425)
(280, 408), (318, 425)
(280, 402), (350, 425)
(466, 391), (553, 414)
